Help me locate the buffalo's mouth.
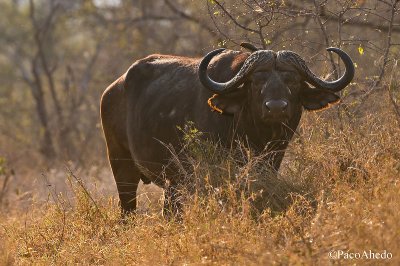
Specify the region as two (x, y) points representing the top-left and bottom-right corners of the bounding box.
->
(260, 112), (289, 124)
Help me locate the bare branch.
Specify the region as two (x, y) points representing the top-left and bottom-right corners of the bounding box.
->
(313, 0), (339, 78)
(29, 0), (63, 124)
(164, 0), (218, 37)
(212, 0), (261, 34)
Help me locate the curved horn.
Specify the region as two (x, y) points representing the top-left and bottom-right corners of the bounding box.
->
(240, 42), (259, 52)
(277, 47), (355, 92)
(199, 48), (276, 94)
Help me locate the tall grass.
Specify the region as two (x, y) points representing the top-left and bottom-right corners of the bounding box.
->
(0, 91), (399, 265)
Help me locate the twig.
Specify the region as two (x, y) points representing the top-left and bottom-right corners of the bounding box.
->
(374, 0), (398, 88)
(387, 60), (400, 125)
(0, 174), (11, 206)
(164, 0), (218, 37)
(313, 0), (338, 78)
(66, 167), (106, 220)
(353, 1), (399, 115)
(213, 0), (260, 34)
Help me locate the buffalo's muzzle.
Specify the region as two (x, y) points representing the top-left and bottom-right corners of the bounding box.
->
(262, 100), (289, 121)
(265, 100), (288, 113)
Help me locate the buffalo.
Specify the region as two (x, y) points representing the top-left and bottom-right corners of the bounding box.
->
(100, 43), (354, 216)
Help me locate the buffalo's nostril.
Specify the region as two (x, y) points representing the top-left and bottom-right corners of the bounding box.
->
(265, 100), (288, 113)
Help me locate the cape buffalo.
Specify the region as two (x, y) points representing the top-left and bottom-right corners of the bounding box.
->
(100, 43), (354, 216)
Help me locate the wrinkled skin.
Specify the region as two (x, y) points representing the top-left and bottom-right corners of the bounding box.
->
(101, 48), (351, 216)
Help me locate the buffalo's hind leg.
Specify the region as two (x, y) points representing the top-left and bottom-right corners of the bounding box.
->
(107, 149), (141, 216)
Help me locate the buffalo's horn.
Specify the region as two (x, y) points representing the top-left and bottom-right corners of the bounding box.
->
(240, 42), (259, 52)
(277, 47), (354, 92)
(199, 48), (275, 94)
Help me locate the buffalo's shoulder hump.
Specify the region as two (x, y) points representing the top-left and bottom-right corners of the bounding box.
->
(207, 50), (250, 82)
(124, 54), (198, 91)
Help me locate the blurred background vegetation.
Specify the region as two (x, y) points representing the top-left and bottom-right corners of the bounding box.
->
(0, 0), (398, 189)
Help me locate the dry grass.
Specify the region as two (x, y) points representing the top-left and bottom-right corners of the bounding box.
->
(0, 92), (399, 265)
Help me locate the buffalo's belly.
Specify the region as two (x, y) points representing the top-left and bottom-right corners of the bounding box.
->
(128, 116), (184, 183)
(126, 109), (233, 183)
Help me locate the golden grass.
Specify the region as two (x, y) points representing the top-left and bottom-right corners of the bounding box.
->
(0, 95), (399, 265)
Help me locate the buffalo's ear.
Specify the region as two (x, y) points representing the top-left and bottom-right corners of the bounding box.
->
(300, 83), (340, 111)
(208, 90), (247, 115)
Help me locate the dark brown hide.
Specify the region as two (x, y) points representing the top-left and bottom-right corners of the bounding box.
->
(101, 49), (353, 215)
